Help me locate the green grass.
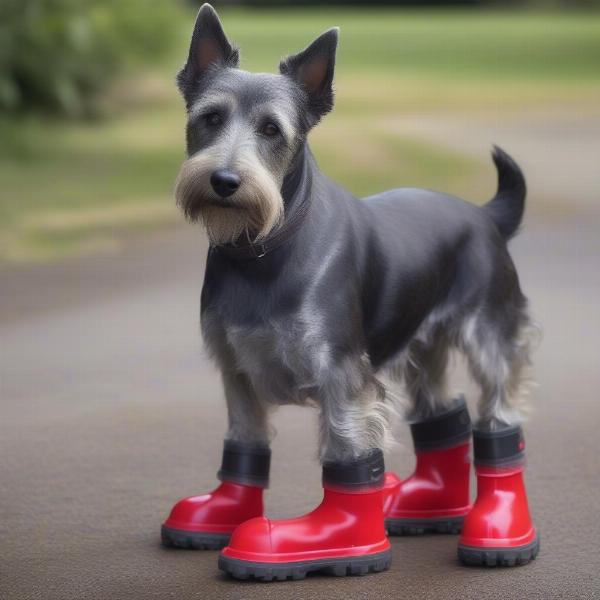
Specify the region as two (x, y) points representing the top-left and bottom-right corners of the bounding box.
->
(1, 8), (599, 263)
(223, 9), (600, 80)
(0, 106), (183, 261)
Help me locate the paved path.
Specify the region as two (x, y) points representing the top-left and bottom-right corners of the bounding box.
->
(1, 215), (599, 599)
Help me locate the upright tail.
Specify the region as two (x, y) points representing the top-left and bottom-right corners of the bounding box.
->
(484, 146), (526, 240)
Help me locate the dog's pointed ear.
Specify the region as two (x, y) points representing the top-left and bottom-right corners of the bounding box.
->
(279, 28), (339, 125)
(177, 4), (239, 103)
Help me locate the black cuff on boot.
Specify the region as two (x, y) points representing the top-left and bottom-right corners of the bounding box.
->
(409, 397), (472, 451)
(217, 440), (271, 488)
(473, 425), (525, 467)
(322, 449), (385, 490)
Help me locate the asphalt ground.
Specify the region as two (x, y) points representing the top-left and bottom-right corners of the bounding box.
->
(1, 214), (599, 599)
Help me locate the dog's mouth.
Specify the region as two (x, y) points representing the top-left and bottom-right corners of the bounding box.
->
(181, 195), (245, 222)
(208, 196), (239, 208)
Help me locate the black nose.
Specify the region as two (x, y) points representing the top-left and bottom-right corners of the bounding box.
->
(210, 169), (240, 198)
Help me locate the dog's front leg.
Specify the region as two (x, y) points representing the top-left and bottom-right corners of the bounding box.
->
(161, 369), (270, 551)
(222, 369), (271, 447)
(317, 372), (392, 463)
(218, 358), (393, 579)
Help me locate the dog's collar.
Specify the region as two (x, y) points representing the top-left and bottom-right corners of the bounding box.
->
(214, 195), (311, 260)
(213, 147), (313, 261)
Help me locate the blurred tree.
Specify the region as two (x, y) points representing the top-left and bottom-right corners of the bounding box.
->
(0, 0), (181, 118)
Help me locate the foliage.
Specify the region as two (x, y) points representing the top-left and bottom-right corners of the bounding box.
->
(0, 0), (181, 117)
(1, 8), (598, 262)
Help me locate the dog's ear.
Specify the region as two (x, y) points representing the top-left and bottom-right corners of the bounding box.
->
(177, 4), (239, 104)
(279, 28), (339, 126)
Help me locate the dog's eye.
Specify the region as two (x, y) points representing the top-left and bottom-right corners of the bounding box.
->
(205, 113), (223, 127)
(261, 122), (280, 137)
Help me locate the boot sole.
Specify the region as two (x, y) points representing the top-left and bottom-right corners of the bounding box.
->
(385, 515), (465, 535)
(161, 525), (230, 550)
(218, 549), (392, 581)
(458, 535), (540, 567)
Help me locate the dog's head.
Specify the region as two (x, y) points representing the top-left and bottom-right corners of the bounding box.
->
(174, 4), (338, 245)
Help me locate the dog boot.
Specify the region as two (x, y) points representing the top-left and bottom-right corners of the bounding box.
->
(218, 449), (392, 581)
(385, 398), (472, 535)
(161, 440), (270, 549)
(458, 425), (539, 566)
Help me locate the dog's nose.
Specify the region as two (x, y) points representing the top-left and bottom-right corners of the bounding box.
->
(210, 170), (241, 198)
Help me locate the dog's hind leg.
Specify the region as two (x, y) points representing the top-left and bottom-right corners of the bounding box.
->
(385, 329), (473, 536)
(461, 304), (536, 431)
(402, 329), (454, 420)
(458, 302), (540, 566)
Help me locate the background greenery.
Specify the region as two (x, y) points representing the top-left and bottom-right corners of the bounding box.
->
(1, 4), (599, 262)
(0, 0), (180, 117)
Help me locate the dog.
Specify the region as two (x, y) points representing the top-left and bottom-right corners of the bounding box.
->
(163, 4), (539, 580)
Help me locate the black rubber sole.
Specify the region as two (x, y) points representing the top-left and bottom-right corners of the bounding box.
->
(385, 515), (465, 536)
(218, 549), (392, 582)
(161, 525), (230, 550)
(458, 535), (540, 567)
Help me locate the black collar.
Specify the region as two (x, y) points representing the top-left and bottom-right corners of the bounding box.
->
(213, 147), (313, 261)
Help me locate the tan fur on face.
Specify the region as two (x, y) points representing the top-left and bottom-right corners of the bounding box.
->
(174, 146), (284, 245)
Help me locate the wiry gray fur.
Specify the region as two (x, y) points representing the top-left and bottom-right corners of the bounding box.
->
(175, 5), (536, 463)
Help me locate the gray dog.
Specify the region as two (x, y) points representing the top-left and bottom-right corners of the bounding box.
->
(163, 4), (539, 581)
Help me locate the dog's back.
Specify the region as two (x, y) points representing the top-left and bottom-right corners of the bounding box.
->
(339, 147), (527, 369)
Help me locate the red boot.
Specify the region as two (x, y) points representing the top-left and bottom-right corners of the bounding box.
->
(161, 441), (270, 549)
(385, 399), (472, 534)
(218, 450), (392, 581)
(458, 426), (539, 566)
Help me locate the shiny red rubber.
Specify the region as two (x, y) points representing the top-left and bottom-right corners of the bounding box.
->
(459, 464), (537, 548)
(220, 485), (390, 563)
(384, 442), (472, 520)
(163, 481), (264, 534)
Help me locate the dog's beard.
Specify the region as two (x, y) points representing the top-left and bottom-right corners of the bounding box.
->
(174, 152), (284, 245)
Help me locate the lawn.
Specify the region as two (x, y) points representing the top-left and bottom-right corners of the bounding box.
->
(1, 8), (599, 263)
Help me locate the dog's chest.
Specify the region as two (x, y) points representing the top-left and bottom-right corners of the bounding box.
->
(204, 313), (331, 405)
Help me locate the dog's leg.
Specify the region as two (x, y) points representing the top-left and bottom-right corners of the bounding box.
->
(403, 331), (453, 420)
(458, 304), (540, 566)
(161, 370), (271, 551)
(219, 355), (392, 578)
(317, 359), (393, 463)
(385, 331), (472, 536)
(462, 307), (536, 431)
(222, 369), (272, 446)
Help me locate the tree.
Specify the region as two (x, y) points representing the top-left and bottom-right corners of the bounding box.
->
(0, 0), (180, 118)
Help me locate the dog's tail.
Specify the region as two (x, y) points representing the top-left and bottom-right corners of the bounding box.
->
(483, 146), (526, 240)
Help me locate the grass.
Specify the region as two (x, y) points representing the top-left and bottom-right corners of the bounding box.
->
(224, 9), (600, 80)
(1, 8), (599, 263)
